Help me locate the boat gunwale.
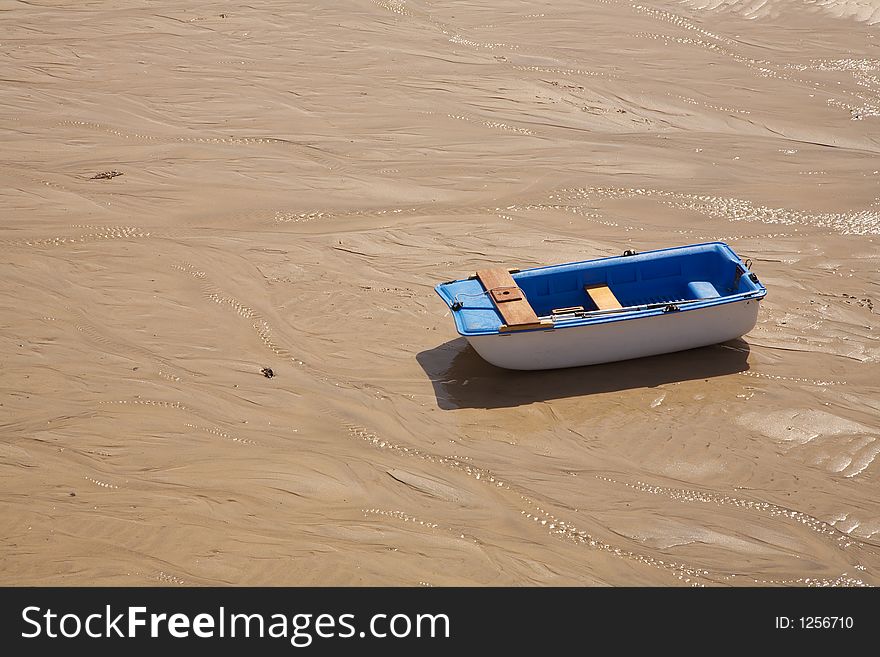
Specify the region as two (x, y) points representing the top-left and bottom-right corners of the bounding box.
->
(435, 241), (767, 337)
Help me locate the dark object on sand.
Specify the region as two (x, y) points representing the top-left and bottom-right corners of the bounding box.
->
(261, 367), (274, 378)
(90, 170), (123, 180)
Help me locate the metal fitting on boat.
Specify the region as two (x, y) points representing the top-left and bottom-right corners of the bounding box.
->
(662, 303), (680, 313)
(622, 249), (639, 256)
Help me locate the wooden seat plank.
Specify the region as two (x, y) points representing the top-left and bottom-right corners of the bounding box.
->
(476, 268), (542, 329)
(584, 284), (622, 310)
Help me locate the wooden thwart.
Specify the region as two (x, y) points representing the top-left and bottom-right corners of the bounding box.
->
(489, 286), (523, 303)
(476, 268), (550, 331)
(584, 284), (622, 310)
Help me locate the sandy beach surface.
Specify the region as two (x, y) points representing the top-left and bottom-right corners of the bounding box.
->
(1, 0), (879, 586)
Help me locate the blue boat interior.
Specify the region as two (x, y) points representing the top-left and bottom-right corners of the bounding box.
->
(436, 242), (766, 336)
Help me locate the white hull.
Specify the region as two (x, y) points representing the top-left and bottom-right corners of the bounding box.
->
(465, 299), (760, 370)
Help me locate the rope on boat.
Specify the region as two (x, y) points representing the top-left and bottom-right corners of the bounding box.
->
(451, 289), (491, 310)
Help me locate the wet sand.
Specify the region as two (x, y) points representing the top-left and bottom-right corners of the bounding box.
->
(1, 0), (879, 586)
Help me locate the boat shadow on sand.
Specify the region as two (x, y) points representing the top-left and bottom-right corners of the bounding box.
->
(416, 338), (752, 410)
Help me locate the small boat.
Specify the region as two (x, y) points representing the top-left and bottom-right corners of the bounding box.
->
(434, 242), (766, 370)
